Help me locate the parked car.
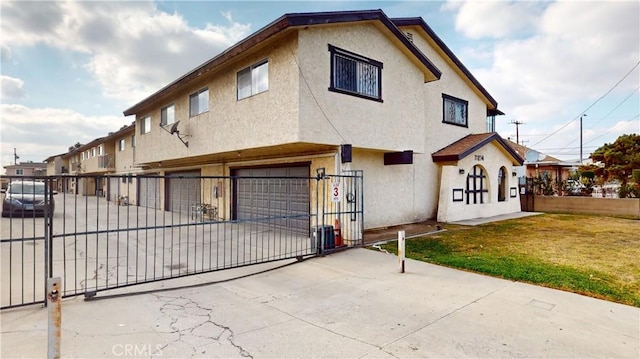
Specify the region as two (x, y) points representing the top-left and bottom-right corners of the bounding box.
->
(1, 180), (56, 217)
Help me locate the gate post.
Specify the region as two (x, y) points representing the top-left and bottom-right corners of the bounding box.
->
(47, 277), (62, 359)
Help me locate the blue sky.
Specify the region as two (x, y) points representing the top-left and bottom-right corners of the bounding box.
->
(1, 0), (638, 169)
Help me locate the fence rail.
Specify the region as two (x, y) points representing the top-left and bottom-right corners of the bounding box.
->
(1, 172), (363, 309)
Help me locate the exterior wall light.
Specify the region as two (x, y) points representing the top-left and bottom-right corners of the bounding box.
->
(459, 168), (465, 175)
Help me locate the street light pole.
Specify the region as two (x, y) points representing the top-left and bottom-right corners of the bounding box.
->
(580, 114), (587, 164)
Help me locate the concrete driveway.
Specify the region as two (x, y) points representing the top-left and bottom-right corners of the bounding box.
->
(1, 248), (638, 358)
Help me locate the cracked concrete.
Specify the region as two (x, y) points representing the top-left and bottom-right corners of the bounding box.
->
(151, 295), (252, 358)
(1, 248), (639, 358)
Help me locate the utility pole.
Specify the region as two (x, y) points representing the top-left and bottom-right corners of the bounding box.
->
(580, 114), (587, 164)
(14, 148), (19, 165)
(510, 120), (525, 145)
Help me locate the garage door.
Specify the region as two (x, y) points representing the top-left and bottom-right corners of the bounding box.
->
(167, 171), (201, 215)
(108, 177), (120, 202)
(138, 175), (159, 210)
(234, 166), (310, 233)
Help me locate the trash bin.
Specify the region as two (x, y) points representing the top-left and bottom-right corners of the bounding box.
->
(312, 225), (335, 253)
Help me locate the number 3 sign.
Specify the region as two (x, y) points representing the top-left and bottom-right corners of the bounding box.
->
(331, 181), (341, 203)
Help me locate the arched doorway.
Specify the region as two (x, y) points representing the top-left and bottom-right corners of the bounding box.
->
(498, 167), (507, 202)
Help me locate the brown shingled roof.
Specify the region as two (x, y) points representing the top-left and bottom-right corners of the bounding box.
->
(431, 132), (524, 164)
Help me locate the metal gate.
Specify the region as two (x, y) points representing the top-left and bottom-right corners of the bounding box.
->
(519, 177), (535, 211)
(1, 171), (363, 309)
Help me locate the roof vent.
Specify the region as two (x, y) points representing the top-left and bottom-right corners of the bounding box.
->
(405, 32), (413, 43)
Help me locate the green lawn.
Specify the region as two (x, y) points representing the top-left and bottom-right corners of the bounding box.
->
(378, 213), (640, 307)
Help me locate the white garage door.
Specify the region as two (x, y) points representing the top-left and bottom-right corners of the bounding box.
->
(234, 166), (310, 233)
(108, 177), (120, 202)
(167, 171), (201, 215)
(138, 176), (159, 210)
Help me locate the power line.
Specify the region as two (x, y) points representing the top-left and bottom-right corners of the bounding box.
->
(531, 60), (640, 148)
(558, 87), (640, 151)
(583, 113), (640, 146)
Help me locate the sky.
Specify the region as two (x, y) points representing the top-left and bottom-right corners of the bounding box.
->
(1, 0), (639, 169)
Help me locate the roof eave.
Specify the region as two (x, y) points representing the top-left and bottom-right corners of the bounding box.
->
(124, 10), (442, 116)
(392, 17), (499, 110)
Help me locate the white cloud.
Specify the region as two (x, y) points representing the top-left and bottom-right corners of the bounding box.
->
(0, 75), (25, 101)
(0, 0), (252, 103)
(443, 1), (545, 39)
(0, 104), (130, 165)
(448, 1), (639, 156)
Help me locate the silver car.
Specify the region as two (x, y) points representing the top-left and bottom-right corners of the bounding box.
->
(1, 180), (56, 217)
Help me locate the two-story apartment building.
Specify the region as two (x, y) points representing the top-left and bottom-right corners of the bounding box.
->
(122, 10), (522, 227)
(55, 124), (137, 199)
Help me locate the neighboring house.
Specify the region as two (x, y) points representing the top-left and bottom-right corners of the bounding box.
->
(3, 161), (47, 177)
(506, 139), (577, 184)
(122, 9), (523, 227)
(2, 161), (48, 190)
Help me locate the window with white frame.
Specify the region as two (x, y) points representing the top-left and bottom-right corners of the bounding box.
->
(140, 116), (151, 134)
(329, 44), (383, 101)
(16, 169), (24, 175)
(442, 94), (468, 127)
(119, 139), (125, 151)
(189, 88), (209, 117)
(161, 104), (175, 126)
(91, 148), (96, 157)
(81, 152), (85, 160)
(98, 145), (103, 156)
(131, 135), (136, 148)
(237, 60), (269, 100)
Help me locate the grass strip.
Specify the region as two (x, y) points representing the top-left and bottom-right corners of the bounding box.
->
(380, 237), (640, 307)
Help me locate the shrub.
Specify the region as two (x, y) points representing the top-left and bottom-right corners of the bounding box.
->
(618, 183), (640, 198)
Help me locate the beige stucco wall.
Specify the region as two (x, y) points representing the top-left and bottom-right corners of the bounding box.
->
(297, 23), (426, 152)
(436, 142), (521, 222)
(114, 132), (136, 173)
(347, 149), (435, 230)
(135, 32), (300, 165)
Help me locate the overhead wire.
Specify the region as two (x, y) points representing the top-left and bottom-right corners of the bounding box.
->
(557, 86), (640, 151)
(530, 60), (640, 148)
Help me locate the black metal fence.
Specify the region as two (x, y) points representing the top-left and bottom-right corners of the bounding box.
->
(1, 172), (363, 309)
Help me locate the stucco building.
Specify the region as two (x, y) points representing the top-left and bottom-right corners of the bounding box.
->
(120, 9), (523, 227)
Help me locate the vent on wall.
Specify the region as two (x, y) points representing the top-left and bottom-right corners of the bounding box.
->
(405, 32), (413, 43)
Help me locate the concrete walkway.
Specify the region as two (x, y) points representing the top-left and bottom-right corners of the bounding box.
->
(1, 248), (638, 358)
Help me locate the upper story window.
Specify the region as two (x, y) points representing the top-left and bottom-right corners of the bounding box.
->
(131, 135), (136, 148)
(140, 116), (151, 134)
(442, 94), (468, 127)
(329, 44), (383, 102)
(91, 148), (96, 157)
(161, 104), (175, 126)
(98, 145), (103, 156)
(119, 139), (126, 151)
(237, 60), (268, 100)
(16, 169), (24, 175)
(189, 88), (209, 117)
(81, 152), (85, 160)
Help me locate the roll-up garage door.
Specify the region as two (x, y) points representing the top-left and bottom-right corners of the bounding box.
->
(234, 166), (310, 233)
(166, 171), (201, 215)
(138, 175), (159, 210)
(108, 177), (120, 202)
